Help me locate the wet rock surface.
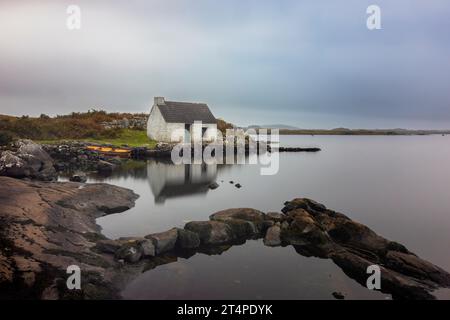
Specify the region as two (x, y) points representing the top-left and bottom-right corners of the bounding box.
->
(115, 242), (143, 263)
(185, 221), (235, 245)
(208, 182), (219, 190)
(97, 160), (116, 174)
(210, 208), (268, 234)
(176, 229), (201, 249)
(264, 224), (281, 247)
(69, 172), (87, 183)
(0, 176), (138, 299)
(332, 291), (345, 300)
(145, 228), (178, 255)
(280, 198), (450, 299)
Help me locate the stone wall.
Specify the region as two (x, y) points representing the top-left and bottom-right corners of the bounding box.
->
(100, 115), (148, 130)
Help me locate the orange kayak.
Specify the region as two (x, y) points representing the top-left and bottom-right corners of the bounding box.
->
(86, 145), (131, 157)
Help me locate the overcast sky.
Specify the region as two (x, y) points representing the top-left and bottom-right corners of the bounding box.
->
(1, 0), (449, 128)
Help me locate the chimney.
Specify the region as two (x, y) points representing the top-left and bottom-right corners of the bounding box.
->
(154, 97), (165, 105)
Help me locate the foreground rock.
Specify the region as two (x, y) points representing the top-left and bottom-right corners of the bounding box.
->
(209, 208), (270, 234)
(145, 228), (178, 255)
(144, 203), (450, 299)
(280, 198), (450, 299)
(183, 208), (274, 245)
(0, 140), (57, 181)
(97, 160), (116, 174)
(176, 229), (201, 249)
(69, 172), (87, 183)
(125, 203), (449, 299)
(2, 180), (449, 300)
(0, 176), (138, 299)
(264, 224), (281, 247)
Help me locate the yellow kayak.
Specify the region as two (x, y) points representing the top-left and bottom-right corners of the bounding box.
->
(86, 145), (131, 156)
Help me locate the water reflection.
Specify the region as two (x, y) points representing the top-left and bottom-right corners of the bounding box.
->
(147, 161), (218, 204)
(91, 135), (450, 299)
(91, 159), (228, 204)
(122, 239), (388, 300)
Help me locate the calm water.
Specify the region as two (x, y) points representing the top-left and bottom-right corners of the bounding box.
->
(87, 135), (450, 299)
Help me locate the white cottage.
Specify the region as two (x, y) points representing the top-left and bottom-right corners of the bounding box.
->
(147, 97), (218, 143)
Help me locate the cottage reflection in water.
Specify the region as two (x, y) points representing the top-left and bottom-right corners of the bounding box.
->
(147, 160), (218, 204)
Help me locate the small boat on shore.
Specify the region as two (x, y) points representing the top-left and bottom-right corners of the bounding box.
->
(86, 145), (131, 157)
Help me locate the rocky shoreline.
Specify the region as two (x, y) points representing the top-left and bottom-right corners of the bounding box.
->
(42, 141), (133, 174)
(1, 140), (449, 300)
(42, 141), (321, 167)
(0, 140), (321, 180)
(1, 176), (449, 299)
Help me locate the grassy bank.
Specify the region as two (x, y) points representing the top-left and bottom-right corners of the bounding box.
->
(1, 110), (158, 148)
(38, 129), (157, 148)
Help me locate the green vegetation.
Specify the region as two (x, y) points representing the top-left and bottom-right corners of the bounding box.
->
(38, 129), (157, 148)
(82, 129), (157, 148)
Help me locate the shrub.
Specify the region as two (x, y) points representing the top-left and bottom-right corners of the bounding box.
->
(217, 118), (234, 134)
(0, 131), (15, 146)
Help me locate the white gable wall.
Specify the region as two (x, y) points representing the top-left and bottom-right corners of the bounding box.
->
(147, 104), (218, 143)
(147, 105), (184, 143)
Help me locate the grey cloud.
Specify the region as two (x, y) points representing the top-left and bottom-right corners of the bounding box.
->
(0, 0), (449, 128)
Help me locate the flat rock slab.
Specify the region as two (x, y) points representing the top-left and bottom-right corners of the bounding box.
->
(145, 228), (178, 255)
(0, 176), (138, 299)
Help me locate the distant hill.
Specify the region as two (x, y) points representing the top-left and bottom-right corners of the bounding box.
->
(247, 124), (300, 130)
(238, 124), (450, 135)
(331, 127), (352, 131)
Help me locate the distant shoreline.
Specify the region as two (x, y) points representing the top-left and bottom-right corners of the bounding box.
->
(274, 129), (450, 136)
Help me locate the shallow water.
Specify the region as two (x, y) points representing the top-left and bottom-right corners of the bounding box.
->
(88, 135), (450, 299)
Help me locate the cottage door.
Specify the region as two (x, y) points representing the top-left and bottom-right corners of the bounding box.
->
(184, 124), (191, 143)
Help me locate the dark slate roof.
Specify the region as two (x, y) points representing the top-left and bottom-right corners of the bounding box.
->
(157, 100), (217, 124)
